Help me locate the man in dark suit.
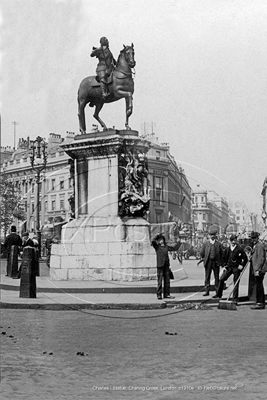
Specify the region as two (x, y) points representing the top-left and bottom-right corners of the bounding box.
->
(250, 231), (266, 309)
(216, 235), (248, 303)
(200, 227), (223, 296)
(3, 225), (22, 278)
(152, 234), (181, 300)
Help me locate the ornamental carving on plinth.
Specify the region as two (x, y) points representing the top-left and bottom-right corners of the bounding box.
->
(118, 151), (151, 218)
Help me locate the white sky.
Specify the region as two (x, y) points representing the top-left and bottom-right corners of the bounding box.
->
(1, 0), (267, 214)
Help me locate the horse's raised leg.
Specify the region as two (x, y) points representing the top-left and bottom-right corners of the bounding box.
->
(93, 103), (108, 131)
(125, 93), (133, 130)
(78, 98), (87, 134)
(117, 91), (133, 130)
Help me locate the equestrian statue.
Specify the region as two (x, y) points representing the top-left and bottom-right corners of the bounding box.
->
(77, 37), (136, 134)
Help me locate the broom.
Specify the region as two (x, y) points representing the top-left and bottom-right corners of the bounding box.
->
(217, 261), (249, 310)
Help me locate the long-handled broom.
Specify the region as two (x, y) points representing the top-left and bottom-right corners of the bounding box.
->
(217, 261), (249, 310)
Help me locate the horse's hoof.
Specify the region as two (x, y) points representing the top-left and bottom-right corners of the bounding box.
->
(125, 126), (131, 130)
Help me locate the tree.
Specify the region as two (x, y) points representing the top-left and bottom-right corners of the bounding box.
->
(0, 172), (26, 238)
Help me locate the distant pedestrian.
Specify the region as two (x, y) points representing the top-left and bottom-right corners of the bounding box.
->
(45, 235), (60, 268)
(151, 233), (181, 300)
(200, 227), (223, 296)
(45, 234), (54, 268)
(3, 225), (22, 278)
(250, 231), (266, 310)
(215, 235), (248, 304)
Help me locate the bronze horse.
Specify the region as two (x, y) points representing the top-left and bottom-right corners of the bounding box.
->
(77, 44), (135, 134)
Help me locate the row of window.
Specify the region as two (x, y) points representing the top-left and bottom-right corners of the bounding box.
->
(18, 177), (73, 196)
(24, 198), (70, 213)
(192, 196), (206, 204)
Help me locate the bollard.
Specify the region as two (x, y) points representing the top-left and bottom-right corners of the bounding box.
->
(19, 247), (37, 298)
(10, 245), (19, 278)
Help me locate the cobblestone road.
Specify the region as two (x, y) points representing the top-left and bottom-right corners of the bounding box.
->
(1, 306), (267, 399)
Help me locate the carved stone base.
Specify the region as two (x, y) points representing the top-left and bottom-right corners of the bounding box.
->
(50, 217), (156, 281)
(55, 129), (155, 281)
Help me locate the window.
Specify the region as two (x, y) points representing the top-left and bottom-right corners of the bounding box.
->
(60, 199), (65, 210)
(202, 213), (206, 221)
(24, 201), (27, 212)
(31, 203), (35, 213)
(51, 200), (56, 211)
(154, 176), (163, 205)
(69, 178), (73, 189)
(51, 179), (55, 191)
(156, 151), (160, 160)
(201, 196), (204, 203)
(60, 179), (64, 190)
(155, 211), (163, 223)
(45, 201), (48, 212)
(236, 210), (240, 214)
(236, 216), (240, 221)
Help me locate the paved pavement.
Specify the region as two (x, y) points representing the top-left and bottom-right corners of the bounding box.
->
(0, 257), (265, 310)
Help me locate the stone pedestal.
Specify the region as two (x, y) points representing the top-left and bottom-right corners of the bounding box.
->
(50, 130), (156, 281)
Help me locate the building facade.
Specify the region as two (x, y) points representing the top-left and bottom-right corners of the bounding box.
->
(144, 133), (191, 236)
(1, 133), (75, 234)
(191, 185), (237, 239)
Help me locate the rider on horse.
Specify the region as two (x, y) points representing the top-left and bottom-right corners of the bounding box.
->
(90, 37), (116, 99)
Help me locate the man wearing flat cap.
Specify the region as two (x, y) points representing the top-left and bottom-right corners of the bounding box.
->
(200, 226), (223, 296)
(250, 231), (266, 309)
(215, 235), (248, 303)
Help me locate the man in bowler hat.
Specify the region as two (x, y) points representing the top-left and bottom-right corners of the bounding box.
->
(215, 235), (248, 303)
(200, 226), (223, 296)
(250, 231), (266, 309)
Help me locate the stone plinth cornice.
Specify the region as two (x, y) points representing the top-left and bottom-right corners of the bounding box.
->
(61, 131), (151, 159)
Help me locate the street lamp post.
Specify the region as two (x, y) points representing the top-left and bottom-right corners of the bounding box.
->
(30, 136), (47, 257)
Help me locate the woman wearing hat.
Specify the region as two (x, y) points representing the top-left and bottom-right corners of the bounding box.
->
(250, 231), (266, 309)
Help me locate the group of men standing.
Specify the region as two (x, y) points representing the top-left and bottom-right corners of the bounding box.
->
(200, 227), (266, 309)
